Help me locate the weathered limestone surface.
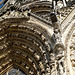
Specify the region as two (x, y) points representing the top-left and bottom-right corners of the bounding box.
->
(0, 0), (75, 75)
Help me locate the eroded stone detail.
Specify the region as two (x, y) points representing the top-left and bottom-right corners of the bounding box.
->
(0, 0), (75, 75)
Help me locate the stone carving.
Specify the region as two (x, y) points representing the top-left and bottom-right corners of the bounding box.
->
(50, 11), (65, 75)
(0, 0), (75, 75)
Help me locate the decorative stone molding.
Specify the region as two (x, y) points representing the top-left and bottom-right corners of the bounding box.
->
(0, 0), (75, 75)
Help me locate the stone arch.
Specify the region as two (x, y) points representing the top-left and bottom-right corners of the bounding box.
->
(64, 22), (75, 75)
(0, 18), (52, 75)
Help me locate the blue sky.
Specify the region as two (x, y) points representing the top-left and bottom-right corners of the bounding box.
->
(0, 0), (4, 8)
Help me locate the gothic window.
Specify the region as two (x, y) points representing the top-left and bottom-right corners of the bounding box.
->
(0, 0), (4, 8)
(4, 68), (26, 75)
(0, 0), (8, 8)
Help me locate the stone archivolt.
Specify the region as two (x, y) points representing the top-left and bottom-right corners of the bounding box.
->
(0, 18), (52, 75)
(0, 0), (75, 75)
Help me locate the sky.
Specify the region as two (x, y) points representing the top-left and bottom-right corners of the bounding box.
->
(0, 0), (4, 8)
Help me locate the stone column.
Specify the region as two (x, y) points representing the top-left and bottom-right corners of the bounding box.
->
(62, 0), (67, 7)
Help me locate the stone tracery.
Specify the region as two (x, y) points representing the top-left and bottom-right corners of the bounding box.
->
(0, 0), (75, 75)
